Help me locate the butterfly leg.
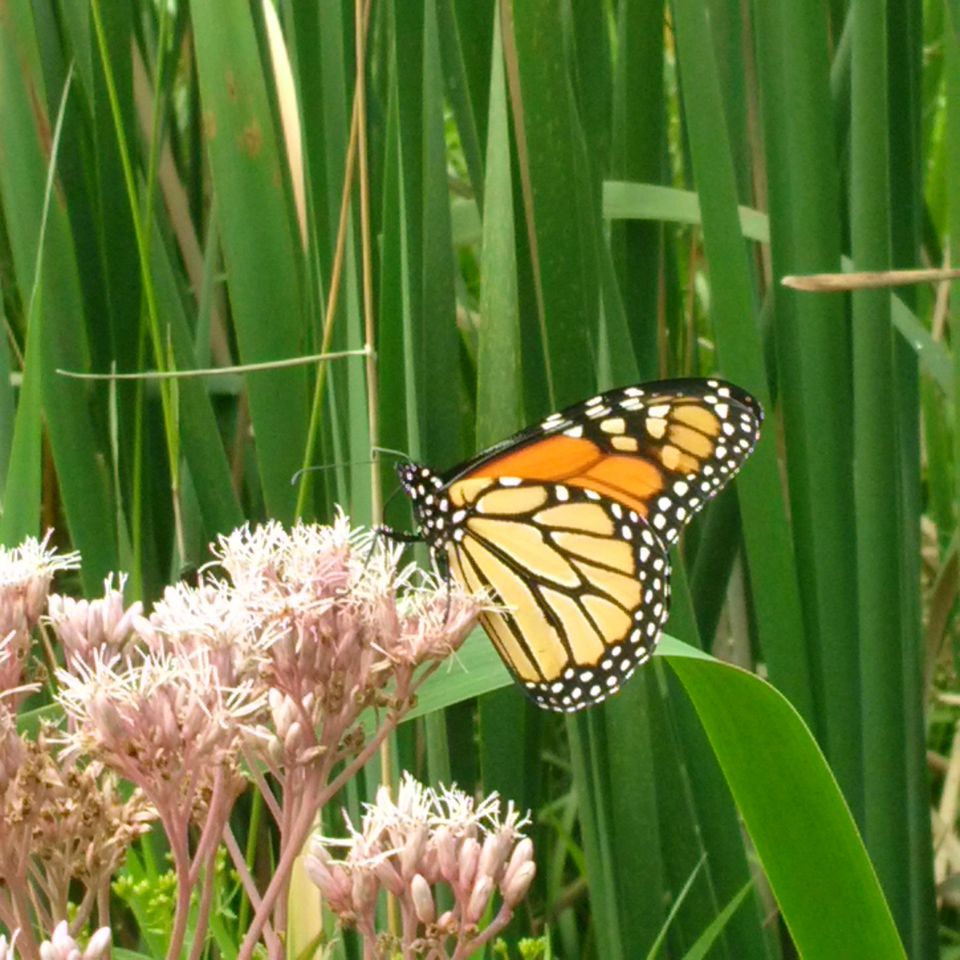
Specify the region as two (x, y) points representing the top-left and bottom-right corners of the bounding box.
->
(354, 525), (424, 587)
(376, 525), (423, 544)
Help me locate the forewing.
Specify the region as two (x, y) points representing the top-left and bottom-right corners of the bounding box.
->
(443, 479), (670, 712)
(445, 378), (762, 546)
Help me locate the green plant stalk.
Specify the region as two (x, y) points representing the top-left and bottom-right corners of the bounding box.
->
(850, 0), (911, 941)
(89, 0), (182, 559)
(751, 0), (863, 823)
(671, 0), (813, 723)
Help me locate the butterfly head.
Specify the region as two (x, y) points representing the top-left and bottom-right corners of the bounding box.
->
(396, 462), (448, 543)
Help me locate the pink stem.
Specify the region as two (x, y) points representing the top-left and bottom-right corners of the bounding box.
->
(7, 882), (40, 960)
(454, 904), (515, 960)
(236, 694), (412, 960)
(186, 846), (219, 960)
(187, 769), (231, 887)
(221, 826), (283, 955)
(163, 814), (194, 960)
(241, 744), (283, 822)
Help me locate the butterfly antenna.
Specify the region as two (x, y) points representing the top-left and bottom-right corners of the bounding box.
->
(290, 458), (380, 486)
(371, 444), (413, 462)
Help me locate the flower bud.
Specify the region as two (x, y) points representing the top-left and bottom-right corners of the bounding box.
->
(373, 857), (404, 896)
(477, 831), (511, 884)
(502, 837), (534, 890)
(352, 870), (377, 914)
(83, 928), (112, 959)
(157, 692), (181, 750)
(465, 875), (494, 926)
(410, 873), (435, 925)
(419, 843), (440, 884)
(88, 692), (127, 747)
(400, 822), (428, 880)
(305, 855), (353, 914)
(458, 837), (481, 892)
(502, 860), (536, 907)
(435, 826), (458, 884)
(283, 721), (303, 756)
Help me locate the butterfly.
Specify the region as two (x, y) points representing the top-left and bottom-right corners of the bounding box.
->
(387, 378), (763, 712)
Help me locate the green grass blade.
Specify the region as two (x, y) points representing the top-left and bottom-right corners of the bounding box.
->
(475, 13), (521, 445)
(850, 0), (911, 940)
(189, 0), (309, 522)
(507, 0), (597, 408)
(751, 0), (862, 819)
(0, 12), (117, 584)
(672, 0), (813, 725)
(609, 0), (667, 373)
(680, 880), (755, 960)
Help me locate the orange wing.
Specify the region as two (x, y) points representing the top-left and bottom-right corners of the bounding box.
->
(447, 379), (762, 546)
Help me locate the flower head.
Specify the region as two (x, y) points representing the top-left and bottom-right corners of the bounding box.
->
(208, 517), (486, 770)
(46, 574), (142, 671)
(0, 534), (79, 703)
(139, 578), (255, 685)
(306, 773), (535, 956)
(56, 648), (261, 817)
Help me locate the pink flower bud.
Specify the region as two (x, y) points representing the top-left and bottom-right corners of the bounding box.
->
(435, 826), (458, 884)
(83, 928), (112, 959)
(502, 860), (536, 907)
(44, 921), (77, 960)
(89, 692), (126, 746)
(352, 870), (377, 914)
(465, 875), (494, 925)
(373, 857), (404, 896)
(400, 822), (428, 879)
(26, 575), (50, 626)
(305, 855), (353, 914)
(266, 735), (284, 766)
(157, 693), (181, 750)
(410, 873), (435, 925)
(502, 838), (534, 890)
(477, 831), (511, 883)
(283, 721), (303, 755)
(458, 837), (481, 892)
(419, 843), (441, 883)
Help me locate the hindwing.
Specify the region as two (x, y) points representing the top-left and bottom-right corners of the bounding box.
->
(442, 479), (670, 711)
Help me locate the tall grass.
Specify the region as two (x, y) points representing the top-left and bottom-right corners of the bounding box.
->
(0, 0), (952, 956)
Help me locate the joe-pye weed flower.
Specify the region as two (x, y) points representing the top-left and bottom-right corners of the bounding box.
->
(307, 773), (537, 959)
(38, 516), (491, 960)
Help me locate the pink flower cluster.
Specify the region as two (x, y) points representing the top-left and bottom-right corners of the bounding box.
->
(33, 517), (492, 960)
(307, 773), (536, 958)
(0, 520), (536, 960)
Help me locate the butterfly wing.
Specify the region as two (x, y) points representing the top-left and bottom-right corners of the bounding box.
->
(400, 378), (762, 711)
(441, 479), (670, 712)
(444, 378), (762, 546)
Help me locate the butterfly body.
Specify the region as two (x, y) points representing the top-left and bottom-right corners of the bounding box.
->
(393, 378), (762, 712)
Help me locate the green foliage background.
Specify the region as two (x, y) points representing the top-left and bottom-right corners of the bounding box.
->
(0, 0), (955, 956)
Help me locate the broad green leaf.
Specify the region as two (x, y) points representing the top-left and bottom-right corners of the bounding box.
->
(409, 635), (905, 959)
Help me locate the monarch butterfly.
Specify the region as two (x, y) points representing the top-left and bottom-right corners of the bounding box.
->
(387, 378), (762, 712)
